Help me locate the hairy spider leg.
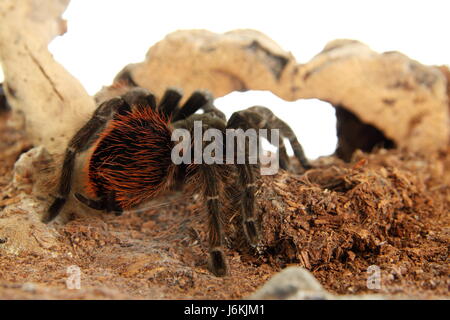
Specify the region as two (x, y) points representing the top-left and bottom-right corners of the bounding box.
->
(226, 112), (261, 246)
(176, 114), (229, 276)
(74, 193), (104, 210)
(201, 100), (227, 121)
(44, 97), (131, 223)
(200, 163), (228, 277)
(113, 67), (139, 88)
(171, 91), (212, 122)
(159, 89), (225, 122)
(122, 87), (157, 112)
(157, 88), (183, 118)
(246, 106), (311, 170)
(227, 109), (290, 170)
(74, 191), (123, 216)
(158, 89), (218, 121)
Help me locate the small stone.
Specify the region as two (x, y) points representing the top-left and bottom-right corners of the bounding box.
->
(247, 266), (330, 300)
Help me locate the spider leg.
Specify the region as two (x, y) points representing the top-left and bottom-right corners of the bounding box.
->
(43, 97), (130, 223)
(74, 192), (105, 210)
(199, 164), (228, 276)
(171, 91), (210, 122)
(157, 88), (183, 118)
(121, 87), (157, 112)
(227, 110), (290, 170)
(179, 115), (229, 276)
(201, 100), (226, 121)
(246, 106), (311, 170)
(105, 191), (123, 216)
(265, 124), (291, 170)
(237, 163), (259, 245)
(75, 190), (123, 216)
(229, 106), (311, 171)
(226, 114), (261, 246)
(172, 90), (227, 121)
(113, 66), (139, 87)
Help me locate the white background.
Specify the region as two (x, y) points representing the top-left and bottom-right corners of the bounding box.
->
(2, 0), (449, 159)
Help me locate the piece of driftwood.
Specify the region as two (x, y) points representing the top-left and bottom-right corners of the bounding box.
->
(0, 0), (95, 154)
(118, 32), (449, 155)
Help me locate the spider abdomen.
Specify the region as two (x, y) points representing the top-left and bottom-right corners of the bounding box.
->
(87, 107), (175, 209)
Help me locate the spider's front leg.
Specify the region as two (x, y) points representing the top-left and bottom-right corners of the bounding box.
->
(226, 116), (261, 247)
(174, 115), (230, 276)
(198, 164), (228, 277)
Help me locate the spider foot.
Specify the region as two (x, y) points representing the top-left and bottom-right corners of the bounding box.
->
(208, 248), (228, 277)
(43, 196), (66, 223)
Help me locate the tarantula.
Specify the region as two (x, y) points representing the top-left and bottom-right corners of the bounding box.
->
(44, 87), (310, 276)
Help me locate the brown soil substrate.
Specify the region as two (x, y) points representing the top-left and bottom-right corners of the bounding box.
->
(0, 112), (448, 299)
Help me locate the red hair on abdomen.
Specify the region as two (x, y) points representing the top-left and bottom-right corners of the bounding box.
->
(87, 106), (174, 209)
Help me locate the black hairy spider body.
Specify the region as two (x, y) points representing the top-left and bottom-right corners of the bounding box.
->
(45, 87), (310, 276)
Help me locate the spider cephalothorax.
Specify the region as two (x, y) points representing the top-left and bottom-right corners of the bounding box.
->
(45, 87), (310, 276)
